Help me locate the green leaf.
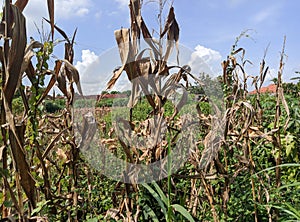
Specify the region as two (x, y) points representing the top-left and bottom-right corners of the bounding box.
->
(153, 182), (168, 206)
(3, 200), (12, 208)
(143, 204), (159, 222)
(277, 182), (300, 191)
(285, 203), (300, 218)
(31, 200), (51, 215)
(142, 183), (167, 216)
(171, 204), (195, 222)
(254, 163), (300, 176)
(283, 133), (295, 157)
(269, 204), (300, 220)
(86, 218), (98, 222)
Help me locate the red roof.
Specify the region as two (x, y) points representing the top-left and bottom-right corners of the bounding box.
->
(98, 94), (127, 100)
(249, 84), (277, 95)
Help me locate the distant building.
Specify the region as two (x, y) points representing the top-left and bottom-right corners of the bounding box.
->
(97, 93), (127, 101)
(249, 84), (277, 95)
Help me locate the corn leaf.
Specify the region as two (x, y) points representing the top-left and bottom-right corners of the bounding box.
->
(63, 59), (83, 96)
(47, 0), (55, 40)
(44, 18), (70, 43)
(20, 40), (43, 77)
(161, 7), (180, 64)
(172, 204), (195, 222)
(14, 0), (29, 11)
(141, 183), (167, 216)
(107, 28), (133, 89)
(3, 5), (27, 106)
(3, 94), (36, 207)
(142, 204), (159, 222)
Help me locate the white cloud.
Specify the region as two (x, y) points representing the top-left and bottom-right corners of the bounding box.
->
(24, 0), (92, 25)
(76, 50), (99, 74)
(72, 45), (225, 95)
(23, 1), (48, 35)
(24, 0), (92, 20)
(75, 48), (131, 95)
(55, 0), (92, 19)
(23, 0), (92, 36)
(75, 8), (90, 17)
(75, 50), (102, 95)
(188, 45), (223, 77)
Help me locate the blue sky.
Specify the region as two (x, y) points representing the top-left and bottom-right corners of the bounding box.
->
(23, 0), (300, 95)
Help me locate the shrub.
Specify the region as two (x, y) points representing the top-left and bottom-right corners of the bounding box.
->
(45, 99), (65, 113)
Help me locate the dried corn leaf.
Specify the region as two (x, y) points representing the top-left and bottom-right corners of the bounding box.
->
(3, 5), (27, 106)
(130, 0), (141, 21)
(160, 7), (175, 38)
(161, 7), (180, 64)
(125, 12), (153, 61)
(14, 0), (29, 11)
(260, 66), (269, 89)
(151, 114), (166, 150)
(239, 101), (255, 136)
(119, 137), (134, 163)
(3, 176), (21, 216)
(173, 85), (188, 117)
(65, 41), (76, 65)
(128, 80), (141, 108)
(36, 74), (56, 106)
(105, 209), (120, 221)
(107, 28), (134, 89)
(68, 80), (75, 104)
(62, 28), (77, 63)
(232, 47), (245, 57)
(16, 87), (28, 115)
(198, 124), (222, 172)
(116, 28), (132, 64)
(278, 87), (290, 131)
(44, 18), (69, 43)
(0, 146), (5, 161)
(140, 19), (159, 58)
(23, 66), (35, 93)
(0, 22), (4, 37)
(135, 49), (157, 89)
(56, 62), (68, 97)
(3, 94), (36, 207)
(161, 66), (189, 99)
(78, 112), (98, 151)
(129, 0), (141, 55)
(107, 65), (126, 90)
(161, 73), (179, 98)
(20, 40), (43, 77)
(54, 59), (63, 76)
(137, 58), (151, 78)
(71, 28), (78, 44)
(47, 0), (55, 40)
(42, 128), (68, 159)
(3, 0), (13, 38)
(0, 46), (3, 62)
(136, 58), (156, 108)
(63, 59), (83, 96)
(248, 126), (274, 142)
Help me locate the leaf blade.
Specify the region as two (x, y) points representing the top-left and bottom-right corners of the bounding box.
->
(172, 204), (195, 222)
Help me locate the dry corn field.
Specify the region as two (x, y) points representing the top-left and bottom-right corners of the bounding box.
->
(0, 0), (299, 221)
